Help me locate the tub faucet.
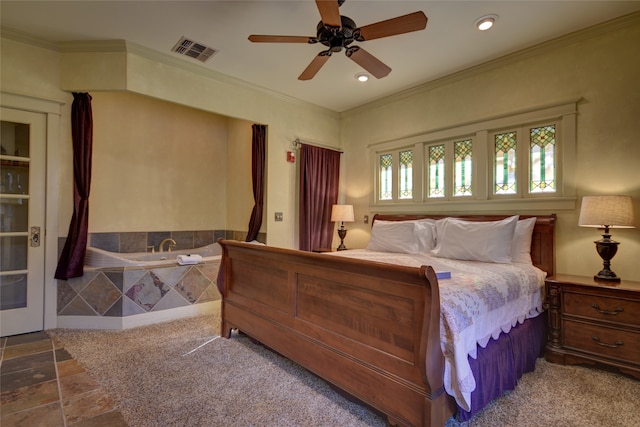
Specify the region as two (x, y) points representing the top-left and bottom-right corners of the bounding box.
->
(158, 238), (176, 253)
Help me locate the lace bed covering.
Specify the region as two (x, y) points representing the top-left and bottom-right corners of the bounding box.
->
(326, 250), (546, 411)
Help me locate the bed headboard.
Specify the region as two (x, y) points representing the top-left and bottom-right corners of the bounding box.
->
(371, 214), (556, 276)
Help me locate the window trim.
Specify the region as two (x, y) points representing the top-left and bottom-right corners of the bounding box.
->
(369, 100), (578, 212)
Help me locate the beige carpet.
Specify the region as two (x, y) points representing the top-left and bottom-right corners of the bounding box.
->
(48, 313), (640, 427)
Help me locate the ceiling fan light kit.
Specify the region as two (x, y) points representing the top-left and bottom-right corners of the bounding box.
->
(249, 0), (428, 81)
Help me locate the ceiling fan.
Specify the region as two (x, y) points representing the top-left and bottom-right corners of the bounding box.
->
(248, 0), (428, 81)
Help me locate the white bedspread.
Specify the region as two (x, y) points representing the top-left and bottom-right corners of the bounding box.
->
(325, 249), (546, 411)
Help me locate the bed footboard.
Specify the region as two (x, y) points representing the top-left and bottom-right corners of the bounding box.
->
(218, 240), (455, 427)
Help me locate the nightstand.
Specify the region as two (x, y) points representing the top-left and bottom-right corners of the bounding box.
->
(546, 274), (640, 379)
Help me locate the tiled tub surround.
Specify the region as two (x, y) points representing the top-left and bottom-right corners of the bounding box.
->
(87, 230), (223, 253)
(57, 260), (221, 330)
(55, 229), (229, 330)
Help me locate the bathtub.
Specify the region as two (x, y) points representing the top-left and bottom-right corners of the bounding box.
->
(57, 242), (222, 330)
(84, 242), (222, 268)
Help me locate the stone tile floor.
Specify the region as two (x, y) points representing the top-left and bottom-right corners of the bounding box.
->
(1, 331), (127, 426)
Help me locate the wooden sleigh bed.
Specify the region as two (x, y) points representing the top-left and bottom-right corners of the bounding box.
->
(217, 214), (556, 426)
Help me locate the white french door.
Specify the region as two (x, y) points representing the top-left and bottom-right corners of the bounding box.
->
(0, 107), (46, 337)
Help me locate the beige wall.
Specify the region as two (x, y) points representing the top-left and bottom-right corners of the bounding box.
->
(61, 44), (341, 248)
(226, 118), (259, 233)
(89, 91), (231, 232)
(340, 17), (640, 281)
(2, 16), (639, 282)
(0, 37), (74, 224)
(1, 37), (340, 249)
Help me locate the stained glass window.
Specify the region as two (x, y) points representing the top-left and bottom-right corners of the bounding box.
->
(399, 150), (413, 199)
(494, 132), (517, 194)
(530, 125), (556, 193)
(379, 153), (393, 200)
(373, 103), (572, 204)
(428, 145), (445, 198)
(454, 139), (472, 196)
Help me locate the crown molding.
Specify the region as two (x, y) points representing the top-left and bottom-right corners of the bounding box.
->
(58, 39), (128, 52)
(4, 10), (637, 118)
(2, 30), (336, 117)
(1, 27), (60, 51)
(341, 11), (640, 118)
(59, 40), (336, 117)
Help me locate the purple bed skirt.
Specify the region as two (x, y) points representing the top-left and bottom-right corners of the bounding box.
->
(456, 313), (547, 421)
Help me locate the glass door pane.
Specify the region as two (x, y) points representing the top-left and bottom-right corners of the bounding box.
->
(0, 274), (27, 310)
(0, 120), (33, 322)
(1, 107), (46, 336)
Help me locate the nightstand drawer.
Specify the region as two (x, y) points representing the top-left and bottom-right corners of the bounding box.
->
(563, 292), (640, 327)
(563, 320), (640, 364)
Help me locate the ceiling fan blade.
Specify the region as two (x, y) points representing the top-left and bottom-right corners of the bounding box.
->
(315, 0), (341, 27)
(346, 46), (391, 79)
(357, 11), (428, 41)
(299, 52), (331, 80)
(249, 35), (316, 43)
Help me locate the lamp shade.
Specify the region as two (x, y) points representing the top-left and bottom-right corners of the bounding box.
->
(578, 195), (636, 228)
(331, 204), (354, 223)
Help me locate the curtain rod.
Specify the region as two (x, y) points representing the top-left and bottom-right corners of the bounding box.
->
(292, 138), (343, 153)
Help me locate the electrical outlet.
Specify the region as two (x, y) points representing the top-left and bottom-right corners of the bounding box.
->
(275, 212), (283, 222)
(364, 215), (369, 224)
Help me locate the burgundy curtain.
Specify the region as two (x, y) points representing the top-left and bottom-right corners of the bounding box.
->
(245, 124), (266, 242)
(299, 144), (341, 251)
(55, 93), (93, 280)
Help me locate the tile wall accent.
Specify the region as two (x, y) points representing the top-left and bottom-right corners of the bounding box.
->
(82, 229), (266, 253)
(88, 230), (220, 253)
(57, 262), (221, 317)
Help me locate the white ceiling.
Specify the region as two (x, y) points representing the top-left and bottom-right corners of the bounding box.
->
(2, 1), (639, 112)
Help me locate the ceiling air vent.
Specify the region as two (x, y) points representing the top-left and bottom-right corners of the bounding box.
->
(171, 36), (218, 63)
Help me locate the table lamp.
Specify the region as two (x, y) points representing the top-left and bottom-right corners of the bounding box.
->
(578, 195), (635, 282)
(331, 204), (354, 251)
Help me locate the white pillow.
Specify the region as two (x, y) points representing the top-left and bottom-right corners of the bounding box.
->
(415, 221), (437, 252)
(366, 221), (420, 254)
(511, 217), (536, 264)
(372, 219), (437, 252)
(434, 218), (451, 245)
(430, 216), (519, 263)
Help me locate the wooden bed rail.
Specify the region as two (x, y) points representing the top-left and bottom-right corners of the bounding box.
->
(218, 240), (455, 427)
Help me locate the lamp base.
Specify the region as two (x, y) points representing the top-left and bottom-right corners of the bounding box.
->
(337, 228), (347, 251)
(594, 271), (621, 282)
(593, 234), (621, 282)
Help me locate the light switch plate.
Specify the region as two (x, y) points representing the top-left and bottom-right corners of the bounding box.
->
(275, 212), (283, 222)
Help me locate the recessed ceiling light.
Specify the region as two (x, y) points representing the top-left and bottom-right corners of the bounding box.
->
(355, 72), (369, 82)
(475, 15), (498, 31)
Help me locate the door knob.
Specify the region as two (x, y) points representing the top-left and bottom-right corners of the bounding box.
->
(30, 226), (41, 247)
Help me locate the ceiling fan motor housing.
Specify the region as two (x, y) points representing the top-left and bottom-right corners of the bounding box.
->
(316, 16), (357, 52)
